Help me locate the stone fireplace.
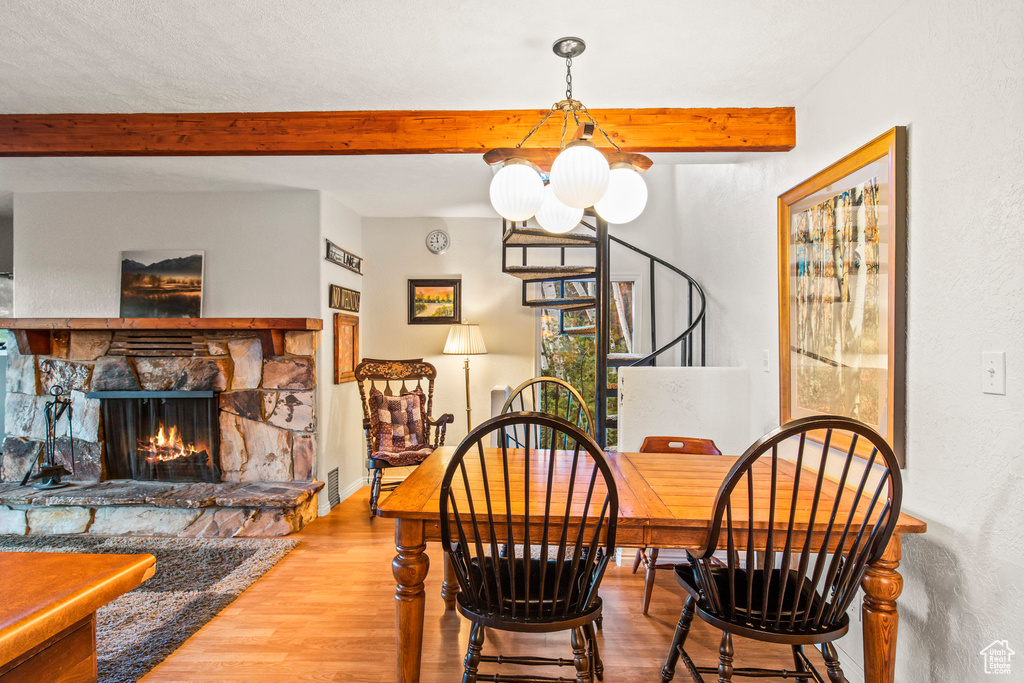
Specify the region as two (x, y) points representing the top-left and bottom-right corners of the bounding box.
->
(0, 318), (324, 536)
(95, 390), (221, 482)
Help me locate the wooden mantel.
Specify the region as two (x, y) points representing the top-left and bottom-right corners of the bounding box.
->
(0, 318), (322, 357)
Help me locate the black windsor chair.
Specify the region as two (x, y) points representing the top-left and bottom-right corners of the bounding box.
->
(661, 415), (903, 683)
(439, 412), (618, 683)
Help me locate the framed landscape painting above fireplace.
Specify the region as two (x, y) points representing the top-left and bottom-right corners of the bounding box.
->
(119, 250), (204, 318)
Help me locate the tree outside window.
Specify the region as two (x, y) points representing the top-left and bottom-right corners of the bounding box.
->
(539, 279), (636, 447)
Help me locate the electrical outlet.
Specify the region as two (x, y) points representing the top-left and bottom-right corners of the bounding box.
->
(982, 351), (1006, 395)
(762, 350), (771, 373)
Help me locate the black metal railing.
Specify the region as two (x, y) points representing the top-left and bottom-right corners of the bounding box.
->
(501, 218), (708, 446)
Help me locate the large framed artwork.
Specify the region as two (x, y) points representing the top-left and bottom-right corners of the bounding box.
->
(778, 127), (907, 466)
(407, 278), (461, 325)
(334, 313), (359, 384)
(119, 250), (204, 318)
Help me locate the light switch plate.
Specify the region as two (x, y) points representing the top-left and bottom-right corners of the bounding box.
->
(762, 350), (771, 373)
(982, 351), (1006, 395)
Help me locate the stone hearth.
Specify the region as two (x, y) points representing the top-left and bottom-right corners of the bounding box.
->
(1, 318), (324, 537)
(0, 480), (320, 537)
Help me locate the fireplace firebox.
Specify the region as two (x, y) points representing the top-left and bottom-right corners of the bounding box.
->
(89, 391), (221, 483)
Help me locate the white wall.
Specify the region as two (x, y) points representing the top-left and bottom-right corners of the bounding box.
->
(672, 1), (1024, 679)
(316, 194), (365, 512)
(618, 366), (750, 455)
(10, 190), (361, 514)
(361, 217), (537, 448)
(13, 191), (321, 318)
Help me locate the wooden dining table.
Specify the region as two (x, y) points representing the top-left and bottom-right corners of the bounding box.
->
(377, 446), (926, 683)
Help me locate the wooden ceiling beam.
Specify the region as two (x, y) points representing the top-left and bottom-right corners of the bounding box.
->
(0, 107), (794, 157)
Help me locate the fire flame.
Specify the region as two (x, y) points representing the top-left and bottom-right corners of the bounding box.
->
(138, 424), (200, 462)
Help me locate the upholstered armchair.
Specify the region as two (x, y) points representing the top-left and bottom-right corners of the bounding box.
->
(355, 358), (454, 518)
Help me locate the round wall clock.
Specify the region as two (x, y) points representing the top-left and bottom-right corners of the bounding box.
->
(425, 229), (450, 255)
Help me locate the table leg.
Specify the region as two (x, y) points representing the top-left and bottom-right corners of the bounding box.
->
(442, 552), (459, 610)
(393, 519), (428, 683)
(861, 533), (902, 683)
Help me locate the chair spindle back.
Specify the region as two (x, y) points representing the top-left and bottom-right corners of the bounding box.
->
(693, 415), (902, 634)
(500, 377), (594, 450)
(439, 412), (618, 622)
(354, 358), (437, 452)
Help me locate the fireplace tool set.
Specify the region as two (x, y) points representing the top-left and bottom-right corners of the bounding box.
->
(21, 384), (75, 489)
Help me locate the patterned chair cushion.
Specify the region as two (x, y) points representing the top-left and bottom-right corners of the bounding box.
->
(372, 447), (435, 467)
(368, 389), (426, 453)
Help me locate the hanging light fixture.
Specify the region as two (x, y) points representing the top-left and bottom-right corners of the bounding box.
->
(550, 140), (610, 209)
(485, 37), (651, 230)
(594, 162), (649, 224)
(489, 160), (544, 221)
(535, 184), (584, 233)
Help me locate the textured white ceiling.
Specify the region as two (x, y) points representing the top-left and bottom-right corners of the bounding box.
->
(0, 0), (905, 216)
(3, 0), (903, 113)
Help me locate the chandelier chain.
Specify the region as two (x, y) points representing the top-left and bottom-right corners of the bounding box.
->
(511, 49), (622, 153)
(582, 109), (622, 152)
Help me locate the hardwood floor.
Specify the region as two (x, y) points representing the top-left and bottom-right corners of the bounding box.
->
(143, 488), (830, 682)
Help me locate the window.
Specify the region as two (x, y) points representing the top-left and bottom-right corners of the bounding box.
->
(538, 277), (639, 446)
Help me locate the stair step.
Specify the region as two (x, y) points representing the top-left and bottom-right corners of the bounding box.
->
(504, 228), (597, 248)
(605, 416), (618, 428)
(561, 325), (595, 337)
(504, 265), (596, 282)
(608, 353), (651, 367)
(524, 297), (596, 311)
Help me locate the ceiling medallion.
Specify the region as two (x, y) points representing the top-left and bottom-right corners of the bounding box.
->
(486, 37), (651, 229)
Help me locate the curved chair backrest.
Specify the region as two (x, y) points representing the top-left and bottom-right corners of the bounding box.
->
(639, 436), (722, 455)
(439, 412), (618, 622)
(500, 377), (594, 449)
(694, 415), (902, 634)
(354, 358), (437, 452)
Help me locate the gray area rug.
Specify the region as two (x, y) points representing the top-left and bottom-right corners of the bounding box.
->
(0, 534), (299, 682)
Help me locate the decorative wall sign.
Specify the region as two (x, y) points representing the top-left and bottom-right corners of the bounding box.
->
(329, 284), (360, 313)
(408, 278), (461, 325)
(778, 127), (907, 466)
(119, 250), (204, 318)
(334, 313), (359, 384)
(325, 240), (362, 275)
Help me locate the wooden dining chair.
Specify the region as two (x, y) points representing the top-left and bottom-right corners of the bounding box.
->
(632, 436), (723, 615)
(439, 412), (618, 683)
(500, 376), (595, 447)
(660, 415), (903, 683)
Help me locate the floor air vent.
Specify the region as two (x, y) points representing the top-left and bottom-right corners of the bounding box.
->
(327, 468), (340, 508)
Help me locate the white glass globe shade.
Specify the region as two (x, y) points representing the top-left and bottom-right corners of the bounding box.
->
(489, 163), (544, 221)
(535, 185), (584, 234)
(549, 143), (610, 209)
(594, 167), (648, 224)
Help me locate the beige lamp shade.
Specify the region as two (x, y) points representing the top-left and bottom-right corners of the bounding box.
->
(443, 323), (487, 355)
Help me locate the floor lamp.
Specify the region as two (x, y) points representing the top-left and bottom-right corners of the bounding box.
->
(443, 322), (487, 433)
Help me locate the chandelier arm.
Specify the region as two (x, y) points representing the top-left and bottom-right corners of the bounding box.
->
(582, 110), (623, 152)
(559, 109), (569, 150)
(514, 108), (558, 149)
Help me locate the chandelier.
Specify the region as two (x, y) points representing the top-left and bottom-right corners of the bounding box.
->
(486, 37), (651, 232)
